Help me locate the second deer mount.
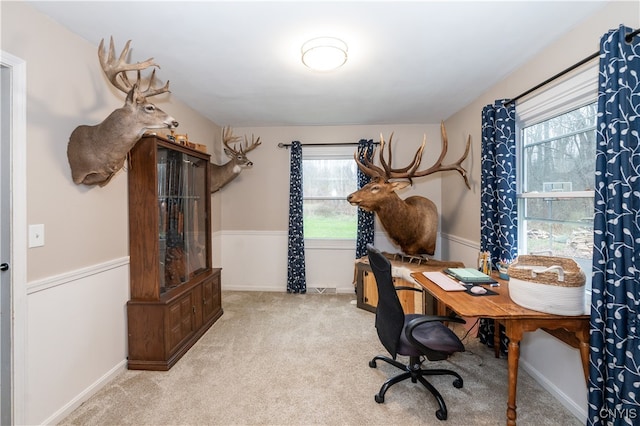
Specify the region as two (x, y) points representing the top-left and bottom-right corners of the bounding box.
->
(162, 127), (261, 194)
(209, 126), (262, 193)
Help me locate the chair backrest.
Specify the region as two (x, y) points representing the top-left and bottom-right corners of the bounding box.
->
(367, 244), (405, 358)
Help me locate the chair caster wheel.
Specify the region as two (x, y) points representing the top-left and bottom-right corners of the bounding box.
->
(453, 378), (463, 388)
(369, 360), (377, 368)
(436, 409), (447, 420)
(374, 394), (384, 403)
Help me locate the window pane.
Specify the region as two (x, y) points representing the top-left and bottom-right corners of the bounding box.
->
(520, 197), (593, 259)
(304, 199), (357, 239)
(521, 103), (597, 193)
(523, 197), (594, 223)
(519, 103), (596, 261)
(302, 156), (358, 240)
(303, 159), (358, 197)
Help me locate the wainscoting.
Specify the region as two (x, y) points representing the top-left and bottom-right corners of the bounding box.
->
(26, 257), (129, 425)
(214, 230), (359, 293)
(214, 230), (437, 293)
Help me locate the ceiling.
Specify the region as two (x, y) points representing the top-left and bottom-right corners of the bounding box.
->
(28, 1), (608, 127)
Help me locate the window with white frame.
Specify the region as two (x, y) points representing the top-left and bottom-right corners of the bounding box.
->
(516, 64), (598, 287)
(302, 146), (359, 240)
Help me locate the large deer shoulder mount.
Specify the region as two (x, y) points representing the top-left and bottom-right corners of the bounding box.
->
(347, 122), (470, 256)
(67, 37), (178, 187)
(210, 126), (261, 193)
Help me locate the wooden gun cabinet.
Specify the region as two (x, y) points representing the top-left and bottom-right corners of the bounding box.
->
(127, 135), (222, 370)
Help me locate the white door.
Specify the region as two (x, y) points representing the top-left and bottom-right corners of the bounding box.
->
(1, 50), (27, 426)
(0, 62), (12, 425)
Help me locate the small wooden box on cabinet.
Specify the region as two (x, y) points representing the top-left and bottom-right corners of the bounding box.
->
(127, 135), (223, 371)
(354, 256), (464, 315)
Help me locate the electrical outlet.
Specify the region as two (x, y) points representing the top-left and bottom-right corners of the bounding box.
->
(29, 224), (45, 248)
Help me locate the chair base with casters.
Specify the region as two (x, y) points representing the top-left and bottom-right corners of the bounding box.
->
(369, 353), (463, 420)
(366, 244), (465, 421)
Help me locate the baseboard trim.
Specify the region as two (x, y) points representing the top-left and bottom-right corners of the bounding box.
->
(222, 285), (354, 295)
(27, 256), (130, 295)
(41, 360), (127, 425)
(519, 358), (587, 422)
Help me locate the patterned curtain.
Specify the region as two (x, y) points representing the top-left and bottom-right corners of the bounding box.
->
(355, 139), (375, 259)
(588, 25), (639, 426)
(477, 100), (517, 355)
(287, 141), (306, 293)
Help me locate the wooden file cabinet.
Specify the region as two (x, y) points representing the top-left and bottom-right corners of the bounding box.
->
(354, 256), (464, 315)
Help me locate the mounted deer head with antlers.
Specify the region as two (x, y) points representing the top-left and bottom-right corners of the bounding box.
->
(347, 122), (470, 256)
(210, 126), (262, 193)
(67, 37), (178, 186)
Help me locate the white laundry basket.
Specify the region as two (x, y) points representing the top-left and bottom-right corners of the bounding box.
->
(507, 255), (586, 316)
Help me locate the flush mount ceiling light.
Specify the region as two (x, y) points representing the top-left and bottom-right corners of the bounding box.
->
(301, 37), (348, 71)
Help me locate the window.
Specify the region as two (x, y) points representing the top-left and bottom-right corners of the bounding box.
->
(302, 146), (359, 240)
(516, 64), (598, 285)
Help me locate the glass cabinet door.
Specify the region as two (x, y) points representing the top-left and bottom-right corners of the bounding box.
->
(157, 147), (209, 293)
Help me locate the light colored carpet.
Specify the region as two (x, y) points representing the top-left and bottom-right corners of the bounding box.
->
(59, 291), (582, 425)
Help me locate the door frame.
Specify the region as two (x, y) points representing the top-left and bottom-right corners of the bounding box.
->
(1, 50), (28, 426)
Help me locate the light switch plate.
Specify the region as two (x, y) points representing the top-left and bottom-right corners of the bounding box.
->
(29, 224), (45, 248)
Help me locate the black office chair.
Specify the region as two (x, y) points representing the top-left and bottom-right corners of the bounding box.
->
(367, 244), (465, 421)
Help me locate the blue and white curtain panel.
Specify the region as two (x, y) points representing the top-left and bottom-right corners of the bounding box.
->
(287, 141), (306, 293)
(478, 100), (517, 355)
(588, 25), (640, 426)
(480, 100), (518, 264)
(355, 139), (375, 259)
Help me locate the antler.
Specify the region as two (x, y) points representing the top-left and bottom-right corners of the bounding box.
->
(354, 121), (471, 189)
(222, 126), (243, 153)
(222, 126), (262, 154)
(98, 36), (170, 98)
(240, 134), (262, 153)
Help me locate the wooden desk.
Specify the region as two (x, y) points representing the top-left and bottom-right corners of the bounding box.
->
(412, 272), (589, 426)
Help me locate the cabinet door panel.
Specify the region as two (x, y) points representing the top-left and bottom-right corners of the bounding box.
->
(202, 273), (221, 323)
(168, 294), (194, 353)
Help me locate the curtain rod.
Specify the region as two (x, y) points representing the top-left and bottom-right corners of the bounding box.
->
(503, 27), (640, 107)
(277, 141), (380, 149)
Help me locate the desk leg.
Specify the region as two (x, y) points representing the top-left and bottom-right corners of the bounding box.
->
(505, 322), (524, 426)
(577, 326), (590, 382)
(494, 320), (501, 358)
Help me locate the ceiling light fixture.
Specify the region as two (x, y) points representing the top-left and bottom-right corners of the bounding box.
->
(301, 37), (348, 71)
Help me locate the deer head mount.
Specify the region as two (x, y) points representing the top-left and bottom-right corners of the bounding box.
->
(347, 122), (470, 256)
(210, 126), (262, 193)
(67, 37), (178, 186)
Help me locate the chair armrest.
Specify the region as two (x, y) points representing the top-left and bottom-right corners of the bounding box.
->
(407, 315), (466, 328)
(394, 285), (424, 294)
